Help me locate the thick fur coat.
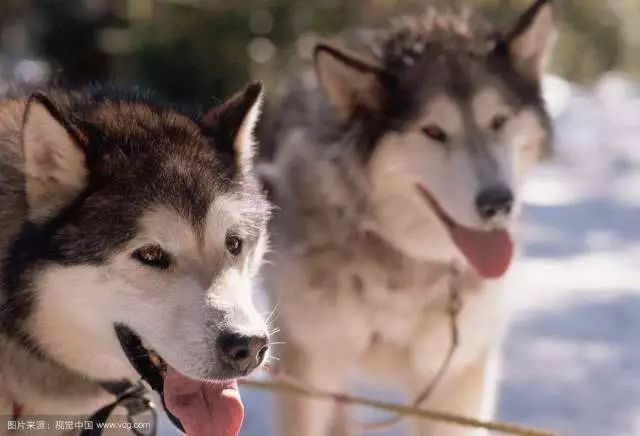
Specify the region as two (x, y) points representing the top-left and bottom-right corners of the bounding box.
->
(262, 1), (555, 435)
(0, 85), (270, 434)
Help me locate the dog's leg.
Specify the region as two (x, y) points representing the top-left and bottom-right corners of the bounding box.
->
(408, 353), (498, 436)
(276, 339), (354, 436)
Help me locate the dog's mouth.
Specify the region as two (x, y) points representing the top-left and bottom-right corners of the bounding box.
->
(115, 324), (168, 394)
(115, 324), (244, 436)
(416, 185), (514, 279)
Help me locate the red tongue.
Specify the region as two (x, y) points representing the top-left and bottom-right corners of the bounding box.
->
(163, 367), (244, 436)
(451, 226), (514, 279)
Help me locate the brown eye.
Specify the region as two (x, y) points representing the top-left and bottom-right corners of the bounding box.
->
(422, 125), (448, 143)
(132, 245), (171, 270)
(491, 115), (508, 132)
(225, 235), (243, 256)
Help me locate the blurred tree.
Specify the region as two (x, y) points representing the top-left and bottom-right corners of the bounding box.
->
(33, 0), (126, 83)
(0, 0), (638, 102)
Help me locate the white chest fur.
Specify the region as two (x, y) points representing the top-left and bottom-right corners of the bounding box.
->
(269, 234), (507, 387)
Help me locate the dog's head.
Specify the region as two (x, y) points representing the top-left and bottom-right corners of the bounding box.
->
(6, 83), (271, 386)
(314, 0), (555, 278)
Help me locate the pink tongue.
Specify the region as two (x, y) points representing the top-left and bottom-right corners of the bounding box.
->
(163, 367), (244, 436)
(451, 226), (514, 279)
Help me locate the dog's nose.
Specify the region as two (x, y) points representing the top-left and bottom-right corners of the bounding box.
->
(217, 332), (269, 372)
(475, 185), (514, 220)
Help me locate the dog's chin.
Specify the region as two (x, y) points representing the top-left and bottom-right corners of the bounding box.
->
(114, 324), (248, 435)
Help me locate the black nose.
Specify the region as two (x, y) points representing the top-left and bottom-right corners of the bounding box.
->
(475, 185), (514, 220)
(217, 332), (269, 373)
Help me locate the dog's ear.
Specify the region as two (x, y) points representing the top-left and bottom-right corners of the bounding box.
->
(500, 0), (555, 81)
(201, 82), (263, 173)
(314, 42), (386, 121)
(22, 93), (88, 224)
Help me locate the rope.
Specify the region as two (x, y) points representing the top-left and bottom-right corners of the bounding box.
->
(239, 377), (556, 436)
(244, 262), (555, 436)
(361, 261), (463, 432)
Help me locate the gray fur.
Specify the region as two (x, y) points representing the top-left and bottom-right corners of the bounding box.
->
(262, 2), (554, 435)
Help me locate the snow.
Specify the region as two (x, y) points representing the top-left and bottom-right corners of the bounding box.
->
(499, 74), (640, 436)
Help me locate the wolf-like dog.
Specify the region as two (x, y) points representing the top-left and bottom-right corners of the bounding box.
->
(0, 83), (271, 435)
(262, 1), (555, 435)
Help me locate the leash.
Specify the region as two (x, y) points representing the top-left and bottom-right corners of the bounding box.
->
(0, 334), (182, 436)
(259, 258), (467, 433)
(0, 371), (162, 436)
(83, 373), (186, 436)
(85, 376), (186, 436)
(82, 381), (157, 436)
(251, 277), (558, 436)
(360, 260), (464, 432)
(1, 371), (183, 436)
(240, 377), (556, 436)
(413, 261), (463, 405)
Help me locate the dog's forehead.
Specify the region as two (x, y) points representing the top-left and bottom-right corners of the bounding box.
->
(89, 101), (200, 145)
(421, 86), (511, 116)
(138, 191), (268, 249)
(86, 102), (241, 214)
(404, 52), (511, 100)
(470, 88), (513, 124)
(394, 55), (524, 129)
(417, 95), (464, 131)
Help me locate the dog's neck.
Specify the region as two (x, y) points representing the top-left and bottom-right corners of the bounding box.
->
(359, 228), (481, 287)
(0, 333), (111, 414)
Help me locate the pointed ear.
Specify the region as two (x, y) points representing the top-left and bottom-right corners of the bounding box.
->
(201, 82), (263, 172)
(501, 0), (555, 81)
(22, 93), (88, 224)
(314, 42), (387, 121)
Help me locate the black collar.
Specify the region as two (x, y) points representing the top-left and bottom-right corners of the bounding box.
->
(81, 379), (184, 436)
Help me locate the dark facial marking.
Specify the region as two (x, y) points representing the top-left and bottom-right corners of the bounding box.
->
(1, 85), (270, 334)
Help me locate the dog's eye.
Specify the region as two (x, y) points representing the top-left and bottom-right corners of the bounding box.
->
(225, 235), (243, 256)
(132, 245), (171, 270)
(490, 115), (508, 132)
(422, 125), (448, 143)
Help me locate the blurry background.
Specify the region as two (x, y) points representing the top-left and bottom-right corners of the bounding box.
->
(2, 0), (640, 102)
(2, 1), (640, 435)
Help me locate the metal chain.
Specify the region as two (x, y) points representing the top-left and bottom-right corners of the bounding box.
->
(82, 381), (157, 436)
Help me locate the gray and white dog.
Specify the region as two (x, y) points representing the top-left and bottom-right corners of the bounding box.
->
(262, 1), (555, 435)
(0, 83), (271, 435)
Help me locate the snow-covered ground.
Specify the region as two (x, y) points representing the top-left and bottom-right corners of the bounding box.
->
(498, 74), (640, 436)
(235, 74), (640, 436)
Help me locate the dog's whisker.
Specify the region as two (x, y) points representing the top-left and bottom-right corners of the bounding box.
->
(265, 301), (281, 326)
